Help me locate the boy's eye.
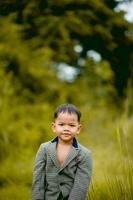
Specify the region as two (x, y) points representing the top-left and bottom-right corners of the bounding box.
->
(70, 124), (75, 127)
(58, 123), (64, 126)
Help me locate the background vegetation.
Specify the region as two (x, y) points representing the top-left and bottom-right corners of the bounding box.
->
(0, 0), (133, 199)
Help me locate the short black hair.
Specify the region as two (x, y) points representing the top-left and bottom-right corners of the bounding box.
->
(54, 103), (81, 122)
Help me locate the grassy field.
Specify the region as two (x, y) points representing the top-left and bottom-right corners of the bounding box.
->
(0, 102), (133, 200)
(85, 105), (133, 200)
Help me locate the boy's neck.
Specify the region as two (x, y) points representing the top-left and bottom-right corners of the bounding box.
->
(57, 138), (73, 146)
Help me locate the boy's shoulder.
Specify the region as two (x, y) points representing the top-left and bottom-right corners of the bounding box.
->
(78, 142), (92, 157)
(77, 143), (92, 165)
(40, 141), (51, 149)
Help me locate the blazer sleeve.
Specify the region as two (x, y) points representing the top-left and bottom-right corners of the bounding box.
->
(68, 150), (92, 200)
(32, 144), (47, 200)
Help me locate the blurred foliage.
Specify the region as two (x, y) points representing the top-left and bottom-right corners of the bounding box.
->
(0, 0), (133, 199)
(0, 0), (133, 95)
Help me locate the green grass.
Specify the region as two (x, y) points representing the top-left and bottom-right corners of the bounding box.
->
(86, 117), (133, 200)
(87, 162), (133, 200)
(0, 184), (31, 200)
(0, 103), (133, 200)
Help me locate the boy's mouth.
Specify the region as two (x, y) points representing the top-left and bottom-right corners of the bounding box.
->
(62, 132), (71, 136)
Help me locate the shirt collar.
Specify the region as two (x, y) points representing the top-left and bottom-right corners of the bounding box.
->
(51, 136), (79, 149)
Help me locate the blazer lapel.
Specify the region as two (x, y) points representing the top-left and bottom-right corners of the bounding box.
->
(47, 142), (60, 169)
(47, 137), (80, 170)
(60, 146), (79, 171)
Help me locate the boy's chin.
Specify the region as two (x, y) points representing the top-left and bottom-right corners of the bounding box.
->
(59, 136), (74, 143)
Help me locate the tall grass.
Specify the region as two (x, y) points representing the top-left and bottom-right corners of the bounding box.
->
(88, 165), (133, 200)
(0, 86), (132, 200)
(87, 122), (133, 200)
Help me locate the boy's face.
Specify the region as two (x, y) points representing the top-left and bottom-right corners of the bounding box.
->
(51, 112), (81, 144)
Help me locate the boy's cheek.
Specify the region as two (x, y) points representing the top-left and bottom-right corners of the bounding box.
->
(56, 127), (63, 132)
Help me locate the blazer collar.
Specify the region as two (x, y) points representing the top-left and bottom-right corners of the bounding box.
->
(51, 136), (79, 149)
(47, 137), (79, 170)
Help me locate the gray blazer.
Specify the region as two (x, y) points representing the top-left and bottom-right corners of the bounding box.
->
(32, 137), (92, 200)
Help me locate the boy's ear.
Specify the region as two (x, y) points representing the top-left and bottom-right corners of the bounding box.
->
(51, 122), (56, 132)
(77, 124), (82, 134)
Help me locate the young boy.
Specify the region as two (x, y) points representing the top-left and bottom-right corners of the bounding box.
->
(32, 103), (92, 200)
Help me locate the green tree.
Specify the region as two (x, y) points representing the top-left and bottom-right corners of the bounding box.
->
(0, 0), (132, 95)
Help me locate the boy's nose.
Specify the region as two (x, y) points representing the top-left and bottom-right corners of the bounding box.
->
(63, 125), (70, 130)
